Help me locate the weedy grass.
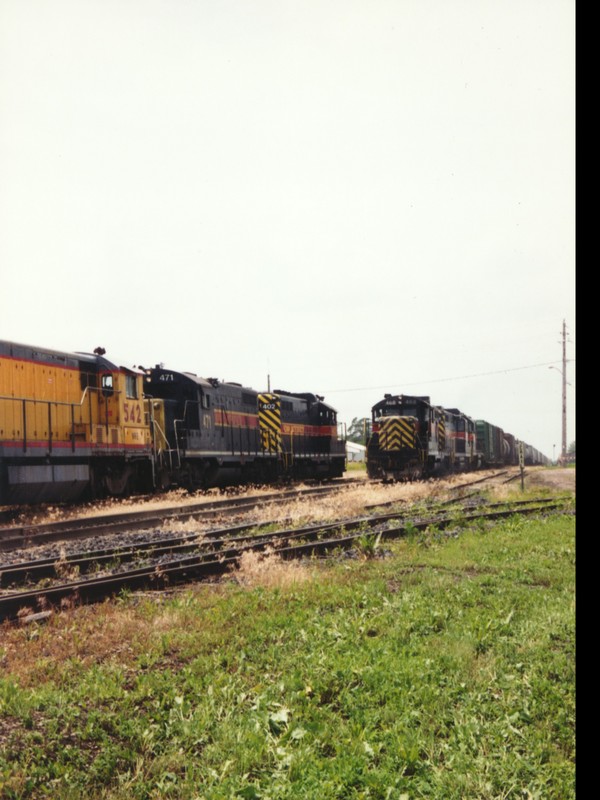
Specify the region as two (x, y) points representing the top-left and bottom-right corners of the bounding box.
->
(0, 510), (575, 800)
(345, 462), (367, 472)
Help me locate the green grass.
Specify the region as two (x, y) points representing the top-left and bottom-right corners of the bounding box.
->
(345, 461), (367, 472)
(0, 511), (575, 799)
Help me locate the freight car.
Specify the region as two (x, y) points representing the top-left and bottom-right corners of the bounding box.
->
(502, 432), (518, 466)
(475, 419), (507, 468)
(0, 340), (153, 503)
(143, 365), (346, 489)
(0, 339), (346, 504)
(366, 392), (547, 481)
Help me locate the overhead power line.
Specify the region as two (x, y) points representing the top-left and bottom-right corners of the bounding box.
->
(325, 360), (574, 394)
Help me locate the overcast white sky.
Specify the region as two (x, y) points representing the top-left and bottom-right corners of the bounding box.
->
(1, 0), (575, 460)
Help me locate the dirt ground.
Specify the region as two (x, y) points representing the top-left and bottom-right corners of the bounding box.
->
(525, 467), (576, 493)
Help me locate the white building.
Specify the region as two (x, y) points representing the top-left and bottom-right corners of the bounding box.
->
(346, 441), (366, 462)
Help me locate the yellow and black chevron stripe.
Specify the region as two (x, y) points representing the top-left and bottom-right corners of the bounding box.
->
(258, 393), (282, 453)
(438, 416), (446, 450)
(379, 416), (416, 451)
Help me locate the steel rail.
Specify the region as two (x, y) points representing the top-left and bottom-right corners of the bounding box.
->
(1, 496), (567, 587)
(0, 497), (572, 622)
(0, 482), (353, 551)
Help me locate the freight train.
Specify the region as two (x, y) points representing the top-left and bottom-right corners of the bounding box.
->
(1, 339), (550, 504)
(0, 340), (346, 504)
(365, 392), (549, 481)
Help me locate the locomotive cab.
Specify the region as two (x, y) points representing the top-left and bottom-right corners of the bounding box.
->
(366, 395), (431, 481)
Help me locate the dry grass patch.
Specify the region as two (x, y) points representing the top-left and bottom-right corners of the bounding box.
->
(1, 484), (281, 528)
(1, 605), (148, 684)
(232, 549), (314, 590)
(246, 481), (442, 529)
(159, 515), (211, 537)
(1, 596), (205, 686)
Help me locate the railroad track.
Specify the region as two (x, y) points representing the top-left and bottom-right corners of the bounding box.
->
(0, 495), (573, 623)
(0, 475), (366, 530)
(446, 468), (531, 491)
(0, 471), (521, 548)
(0, 481), (358, 552)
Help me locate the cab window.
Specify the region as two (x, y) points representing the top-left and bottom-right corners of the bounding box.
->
(126, 375), (138, 399)
(101, 374), (114, 396)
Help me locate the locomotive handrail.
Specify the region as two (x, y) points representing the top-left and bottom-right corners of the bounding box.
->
(0, 385), (115, 407)
(151, 418), (170, 455)
(1, 391), (104, 453)
(150, 418), (174, 486)
(173, 418), (184, 468)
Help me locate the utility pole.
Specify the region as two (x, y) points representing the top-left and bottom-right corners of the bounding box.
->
(549, 320), (570, 463)
(560, 319), (568, 461)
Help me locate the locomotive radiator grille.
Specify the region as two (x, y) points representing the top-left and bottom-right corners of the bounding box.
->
(379, 417), (416, 451)
(258, 393), (282, 453)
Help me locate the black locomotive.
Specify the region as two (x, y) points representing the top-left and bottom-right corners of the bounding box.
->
(144, 365), (346, 490)
(366, 392), (549, 481)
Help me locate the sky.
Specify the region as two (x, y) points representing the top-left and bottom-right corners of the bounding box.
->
(1, 0), (575, 461)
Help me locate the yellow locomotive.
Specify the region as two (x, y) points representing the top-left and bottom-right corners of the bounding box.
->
(1, 339), (347, 505)
(0, 340), (153, 503)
